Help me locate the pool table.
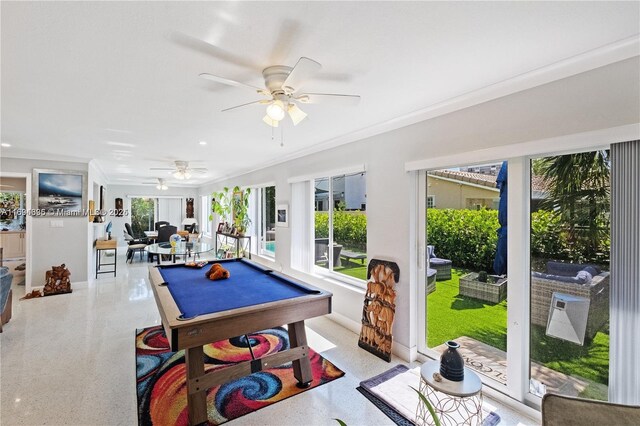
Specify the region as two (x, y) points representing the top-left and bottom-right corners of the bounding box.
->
(148, 258), (333, 426)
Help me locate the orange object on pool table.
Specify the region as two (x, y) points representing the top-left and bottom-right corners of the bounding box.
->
(206, 263), (230, 280)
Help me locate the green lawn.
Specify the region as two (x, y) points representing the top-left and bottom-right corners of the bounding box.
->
(427, 269), (609, 396)
(334, 258), (368, 280)
(427, 269), (508, 351)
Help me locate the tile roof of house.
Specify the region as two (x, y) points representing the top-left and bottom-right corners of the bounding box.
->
(429, 169), (548, 192)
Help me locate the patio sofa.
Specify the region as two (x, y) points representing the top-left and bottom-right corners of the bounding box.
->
(427, 245), (452, 281)
(531, 261), (609, 341)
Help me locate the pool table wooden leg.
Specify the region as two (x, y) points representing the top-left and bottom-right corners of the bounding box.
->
(185, 346), (208, 426)
(287, 321), (313, 388)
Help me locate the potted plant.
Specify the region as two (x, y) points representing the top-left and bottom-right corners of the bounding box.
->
(231, 186), (251, 236)
(210, 187), (231, 230)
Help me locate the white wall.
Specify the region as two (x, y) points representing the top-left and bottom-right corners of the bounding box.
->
(198, 57), (640, 359)
(0, 157), (89, 285)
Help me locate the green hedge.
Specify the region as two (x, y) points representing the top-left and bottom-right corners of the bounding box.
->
(314, 208), (608, 270)
(427, 209), (499, 271)
(427, 208), (609, 271)
(315, 211), (367, 252)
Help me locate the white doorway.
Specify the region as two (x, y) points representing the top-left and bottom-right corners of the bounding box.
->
(0, 172), (32, 292)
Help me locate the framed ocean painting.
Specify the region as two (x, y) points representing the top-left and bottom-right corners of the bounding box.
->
(33, 169), (87, 216)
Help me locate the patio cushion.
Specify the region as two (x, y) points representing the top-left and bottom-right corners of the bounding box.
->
(546, 261), (601, 276)
(581, 266), (600, 277)
(531, 271), (587, 284)
(576, 270), (593, 284)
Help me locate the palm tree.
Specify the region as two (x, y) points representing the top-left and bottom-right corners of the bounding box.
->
(536, 150), (610, 262)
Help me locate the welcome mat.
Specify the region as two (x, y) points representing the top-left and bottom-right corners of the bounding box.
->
(358, 365), (500, 425)
(136, 325), (345, 425)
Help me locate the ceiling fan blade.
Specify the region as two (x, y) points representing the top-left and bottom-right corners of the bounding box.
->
(199, 73), (263, 92)
(222, 99), (271, 112)
(282, 57), (321, 92)
(296, 93), (361, 105)
(269, 19), (301, 64)
(189, 169), (208, 174)
(168, 32), (259, 71)
(149, 167), (175, 171)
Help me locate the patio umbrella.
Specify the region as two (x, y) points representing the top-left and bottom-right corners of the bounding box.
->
(493, 161), (508, 275)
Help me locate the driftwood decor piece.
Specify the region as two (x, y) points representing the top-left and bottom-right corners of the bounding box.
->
(358, 259), (400, 362)
(43, 264), (72, 296)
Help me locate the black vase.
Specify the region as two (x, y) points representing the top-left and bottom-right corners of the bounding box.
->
(440, 340), (464, 381)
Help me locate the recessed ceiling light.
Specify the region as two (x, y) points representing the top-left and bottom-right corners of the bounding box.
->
(199, 141), (207, 146)
(1, 143), (11, 147)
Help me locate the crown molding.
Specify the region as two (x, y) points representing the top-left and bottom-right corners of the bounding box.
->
(202, 35), (640, 186)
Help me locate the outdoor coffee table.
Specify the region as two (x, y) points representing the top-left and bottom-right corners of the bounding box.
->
(415, 360), (483, 426)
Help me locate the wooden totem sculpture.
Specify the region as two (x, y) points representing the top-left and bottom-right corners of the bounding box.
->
(358, 259), (400, 362)
(43, 264), (72, 296)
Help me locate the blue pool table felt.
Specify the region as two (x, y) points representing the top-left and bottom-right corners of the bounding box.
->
(159, 260), (317, 318)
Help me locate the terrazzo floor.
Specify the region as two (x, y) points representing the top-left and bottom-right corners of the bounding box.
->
(0, 253), (539, 425)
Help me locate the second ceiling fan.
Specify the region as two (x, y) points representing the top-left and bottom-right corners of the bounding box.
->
(200, 57), (360, 127)
(150, 160), (207, 180)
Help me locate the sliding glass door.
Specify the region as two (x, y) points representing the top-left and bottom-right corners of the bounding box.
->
(418, 144), (623, 405)
(424, 162), (508, 386)
(529, 150), (610, 400)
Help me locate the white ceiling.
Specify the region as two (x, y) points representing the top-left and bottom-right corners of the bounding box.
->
(2, 1), (639, 186)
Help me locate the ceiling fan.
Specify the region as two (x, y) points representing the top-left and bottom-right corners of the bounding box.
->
(142, 178), (169, 190)
(150, 161), (207, 180)
(200, 57), (361, 127)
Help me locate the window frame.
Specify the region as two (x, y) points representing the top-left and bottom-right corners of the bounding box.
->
(256, 186), (276, 258)
(426, 194), (436, 209)
(414, 140), (616, 408)
(200, 194), (211, 236)
(312, 171), (367, 286)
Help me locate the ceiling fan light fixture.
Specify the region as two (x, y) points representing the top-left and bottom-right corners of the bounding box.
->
(288, 104), (307, 126)
(266, 100), (285, 121)
(156, 184), (168, 190)
(263, 115), (279, 127)
(173, 170), (192, 180)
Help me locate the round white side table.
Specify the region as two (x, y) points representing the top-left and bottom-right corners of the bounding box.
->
(415, 360), (483, 426)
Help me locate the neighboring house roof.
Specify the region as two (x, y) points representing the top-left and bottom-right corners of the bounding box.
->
(429, 169), (549, 195)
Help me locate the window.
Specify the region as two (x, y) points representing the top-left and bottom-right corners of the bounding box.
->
(425, 163), (508, 384)
(130, 197), (155, 236)
(130, 197), (184, 236)
(256, 186), (276, 257)
(529, 150), (610, 400)
(0, 192), (25, 230)
(200, 195), (211, 235)
(313, 172), (367, 280)
(415, 138), (640, 410)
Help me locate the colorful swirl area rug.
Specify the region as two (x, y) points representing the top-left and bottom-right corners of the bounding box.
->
(136, 325), (345, 426)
